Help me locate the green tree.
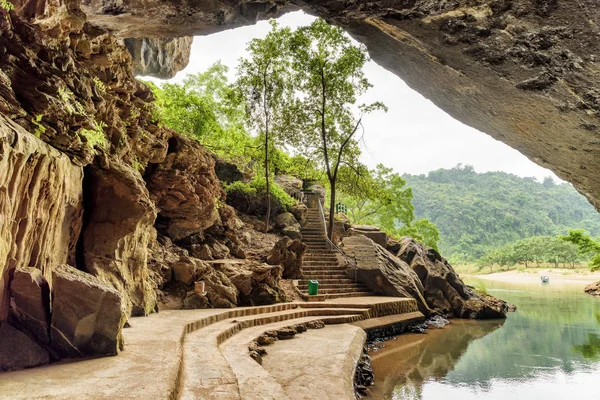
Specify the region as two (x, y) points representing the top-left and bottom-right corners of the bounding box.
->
(236, 21), (294, 232)
(561, 230), (600, 271)
(289, 18), (386, 239)
(339, 163), (440, 249)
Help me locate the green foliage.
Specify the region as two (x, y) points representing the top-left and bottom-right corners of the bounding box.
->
(477, 235), (582, 270)
(145, 63), (256, 166)
(338, 163), (439, 249)
(31, 114), (45, 138)
(58, 87), (86, 116)
(404, 165), (600, 261)
(79, 120), (107, 150)
(93, 77), (106, 94)
(284, 18), (387, 239)
(1, 0), (14, 12)
(561, 230), (600, 271)
(225, 176), (295, 213)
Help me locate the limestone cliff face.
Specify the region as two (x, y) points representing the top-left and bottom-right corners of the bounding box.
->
(0, 117), (83, 321)
(81, 0), (600, 210)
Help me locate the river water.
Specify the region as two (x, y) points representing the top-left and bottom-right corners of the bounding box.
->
(368, 278), (600, 399)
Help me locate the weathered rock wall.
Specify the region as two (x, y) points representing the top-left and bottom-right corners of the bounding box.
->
(0, 116), (83, 321)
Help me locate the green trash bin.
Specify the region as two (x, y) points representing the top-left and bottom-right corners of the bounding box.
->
(307, 280), (319, 296)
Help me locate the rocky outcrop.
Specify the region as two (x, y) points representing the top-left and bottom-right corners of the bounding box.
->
(147, 135), (224, 242)
(125, 37), (193, 79)
(267, 237), (307, 279)
(342, 236), (510, 319)
(348, 225), (388, 248)
(217, 261), (287, 306)
(275, 212), (302, 240)
(395, 238), (509, 319)
(0, 116), (83, 322)
(584, 281), (600, 296)
(50, 264), (126, 358)
(341, 236), (431, 315)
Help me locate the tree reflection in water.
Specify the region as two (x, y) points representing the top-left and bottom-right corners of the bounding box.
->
(369, 279), (600, 400)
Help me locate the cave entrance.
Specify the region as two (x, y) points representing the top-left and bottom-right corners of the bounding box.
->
(138, 11), (559, 183)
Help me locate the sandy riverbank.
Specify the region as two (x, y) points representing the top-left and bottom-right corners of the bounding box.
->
(468, 269), (600, 285)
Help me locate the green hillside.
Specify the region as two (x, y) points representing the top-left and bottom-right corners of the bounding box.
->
(404, 165), (600, 261)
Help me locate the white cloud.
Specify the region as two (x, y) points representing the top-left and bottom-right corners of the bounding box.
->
(143, 11), (561, 182)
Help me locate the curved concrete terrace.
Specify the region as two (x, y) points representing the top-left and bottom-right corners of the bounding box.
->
(0, 297), (423, 400)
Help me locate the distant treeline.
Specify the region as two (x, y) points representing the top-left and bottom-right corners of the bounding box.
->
(404, 165), (600, 262)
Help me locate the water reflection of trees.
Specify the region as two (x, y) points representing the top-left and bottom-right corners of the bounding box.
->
(370, 320), (503, 399)
(573, 334), (600, 360)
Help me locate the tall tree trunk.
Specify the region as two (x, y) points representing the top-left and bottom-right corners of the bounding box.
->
(328, 178), (335, 241)
(264, 132), (270, 234)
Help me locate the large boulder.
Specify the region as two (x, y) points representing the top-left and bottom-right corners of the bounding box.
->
(0, 323), (50, 371)
(50, 265), (127, 358)
(275, 175), (303, 194)
(275, 212), (300, 229)
(282, 226), (302, 241)
(584, 281), (600, 296)
(341, 236), (431, 315)
(8, 267), (51, 345)
(217, 261), (287, 306)
(348, 225), (388, 248)
(290, 203), (308, 226)
(395, 238), (509, 319)
(267, 237), (307, 279)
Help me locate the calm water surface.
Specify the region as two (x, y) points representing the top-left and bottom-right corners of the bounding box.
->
(369, 278), (600, 400)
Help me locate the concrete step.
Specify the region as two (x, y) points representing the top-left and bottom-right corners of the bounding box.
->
(298, 278), (357, 285)
(301, 266), (347, 271)
(297, 284), (368, 291)
(299, 287), (370, 295)
(301, 274), (348, 280)
(302, 261), (339, 266)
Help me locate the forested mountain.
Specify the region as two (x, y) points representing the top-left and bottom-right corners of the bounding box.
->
(404, 165), (600, 261)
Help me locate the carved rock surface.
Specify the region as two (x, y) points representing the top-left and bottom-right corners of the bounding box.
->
(0, 116), (83, 321)
(50, 265), (126, 358)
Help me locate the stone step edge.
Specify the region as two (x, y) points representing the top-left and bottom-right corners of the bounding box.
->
(215, 308), (372, 345)
(350, 311), (425, 331)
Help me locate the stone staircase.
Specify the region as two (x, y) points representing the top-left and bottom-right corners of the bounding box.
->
(0, 297), (424, 400)
(297, 207), (374, 299)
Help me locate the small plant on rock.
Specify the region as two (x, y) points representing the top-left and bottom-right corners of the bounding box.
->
(79, 120), (107, 151)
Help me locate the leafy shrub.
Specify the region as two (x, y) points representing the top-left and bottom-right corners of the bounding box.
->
(225, 177), (295, 217)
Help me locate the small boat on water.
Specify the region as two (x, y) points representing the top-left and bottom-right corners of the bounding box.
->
(540, 276), (550, 283)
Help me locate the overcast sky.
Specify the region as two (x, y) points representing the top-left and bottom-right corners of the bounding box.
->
(145, 11), (560, 182)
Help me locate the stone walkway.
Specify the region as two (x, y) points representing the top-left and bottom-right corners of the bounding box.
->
(0, 297), (423, 400)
